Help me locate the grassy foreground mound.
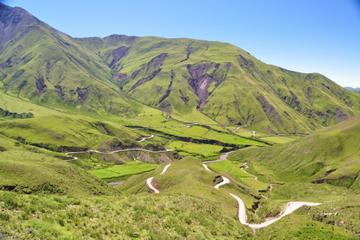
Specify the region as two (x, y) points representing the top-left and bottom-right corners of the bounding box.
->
(0, 192), (253, 240)
(2, 156), (358, 239)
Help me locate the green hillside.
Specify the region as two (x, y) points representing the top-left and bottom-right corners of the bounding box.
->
(1, 3), (359, 134)
(1, 3), (360, 240)
(77, 36), (360, 133)
(229, 116), (360, 188)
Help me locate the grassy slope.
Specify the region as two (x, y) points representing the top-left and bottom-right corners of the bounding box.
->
(0, 132), (113, 196)
(0, 6), (144, 117)
(229, 117), (360, 185)
(2, 4), (359, 133)
(0, 191), (254, 240)
(0, 87), (263, 195)
(0, 4), (359, 239)
(79, 36), (360, 133)
(88, 161), (158, 181)
(1, 117), (359, 239)
(218, 118), (360, 236)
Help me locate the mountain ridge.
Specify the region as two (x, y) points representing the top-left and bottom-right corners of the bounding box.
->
(1, 3), (359, 134)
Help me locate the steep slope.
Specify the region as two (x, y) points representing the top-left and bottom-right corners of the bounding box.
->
(229, 117), (360, 189)
(77, 36), (360, 133)
(0, 3), (142, 116)
(1, 3), (359, 133)
(0, 133), (114, 196)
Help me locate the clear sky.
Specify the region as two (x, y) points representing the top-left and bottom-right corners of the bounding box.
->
(6, 0), (360, 87)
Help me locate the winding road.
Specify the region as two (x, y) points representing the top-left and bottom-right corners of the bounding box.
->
(214, 176), (231, 189)
(146, 177), (159, 194)
(229, 193), (320, 230)
(204, 151), (321, 230)
(202, 151), (233, 173)
(64, 147), (173, 161)
(146, 163), (171, 193)
(138, 134), (154, 143)
(64, 133), (174, 161)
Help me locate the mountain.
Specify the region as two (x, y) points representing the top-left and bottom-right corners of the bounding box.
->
(346, 87), (360, 93)
(0, 3), (143, 117)
(76, 36), (360, 134)
(1, 3), (359, 133)
(1, 4), (360, 239)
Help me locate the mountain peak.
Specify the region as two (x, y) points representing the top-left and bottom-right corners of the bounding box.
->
(0, 3), (39, 48)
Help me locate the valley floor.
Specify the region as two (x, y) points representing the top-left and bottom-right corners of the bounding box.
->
(0, 92), (359, 239)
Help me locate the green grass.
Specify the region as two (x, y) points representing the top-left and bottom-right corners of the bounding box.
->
(2, 2), (360, 136)
(258, 135), (301, 144)
(167, 141), (224, 158)
(88, 161), (158, 180)
(229, 117), (360, 185)
(0, 6), (360, 238)
(209, 160), (269, 191)
(0, 137), (113, 196)
(0, 191), (254, 239)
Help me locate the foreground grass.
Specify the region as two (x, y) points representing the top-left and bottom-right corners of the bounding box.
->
(0, 191), (252, 240)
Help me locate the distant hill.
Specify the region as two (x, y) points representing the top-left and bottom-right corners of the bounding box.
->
(1, 3), (359, 133)
(229, 117), (360, 190)
(346, 87), (360, 93)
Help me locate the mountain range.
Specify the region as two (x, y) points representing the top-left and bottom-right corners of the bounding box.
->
(1, 3), (360, 239)
(1, 3), (359, 134)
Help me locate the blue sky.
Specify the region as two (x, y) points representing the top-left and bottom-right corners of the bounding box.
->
(7, 0), (360, 87)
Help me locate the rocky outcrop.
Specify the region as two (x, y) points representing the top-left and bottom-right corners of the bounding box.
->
(305, 87), (313, 105)
(256, 95), (281, 123)
(109, 46), (129, 69)
(158, 70), (175, 104)
(187, 63), (215, 110)
(76, 87), (89, 102)
(147, 53), (167, 70)
(314, 107), (348, 125)
(129, 53), (167, 92)
(112, 72), (127, 81)
(187, 62), (230, 110)
(54, 85), (65, 99)
(0, 3), (39, 49)
(335, 108), (348, 122)
(35, 74), (46, 93)
(179, 42), (197, 63)
(129, 69), (161, 92)
(179, 89), (190, 104)
(238, 54), (255, 69)
(277, 90), (302, 112)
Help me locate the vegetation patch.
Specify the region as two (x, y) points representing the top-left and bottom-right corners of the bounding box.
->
(0, 108), (33, 119)
(167, 141), (224, 158)
(88, 161), (158, 181)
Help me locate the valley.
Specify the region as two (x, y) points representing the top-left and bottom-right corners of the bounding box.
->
(0, 3), (359, 239)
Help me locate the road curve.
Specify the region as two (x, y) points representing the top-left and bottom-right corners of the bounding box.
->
(229, 193), (321, 230)
(146, 163), (171, 193)
(146, 177), (159, 194)
(205, 151), (321, 230)
(214, 176), (231, 189)
(202, 163), (212, 172)
(138, 134), (154, 143)
(160, 163), (171, 175)
(202, 151), (234, 172)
